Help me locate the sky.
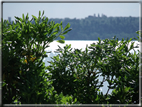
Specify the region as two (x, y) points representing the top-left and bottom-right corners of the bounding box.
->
(2, 1), (141, 21)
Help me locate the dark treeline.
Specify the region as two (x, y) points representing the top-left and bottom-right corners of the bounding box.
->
(8, 14), (139, 40)
(49, 14), (139, 40)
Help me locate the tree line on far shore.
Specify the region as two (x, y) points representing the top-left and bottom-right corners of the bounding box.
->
(48, 14), (139, 40)
(7, 14), (139, 40)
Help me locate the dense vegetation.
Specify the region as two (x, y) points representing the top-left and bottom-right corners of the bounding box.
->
(2, 11), (140, 105)
(47, 36), (140, 104)
(2, 11), (77, 105)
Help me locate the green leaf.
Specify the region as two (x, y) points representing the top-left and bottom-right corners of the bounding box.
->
(48, 27), (54, 36)
(73, 79), (77, 82)
(2, 82), (6, 87)
(128, 38), (132, 43)
(42, 11), (44, 16)
(117, 44), (125, 51)
(53, 23), (59, 29)
(98, 37), (101, 43)
(57, 40), (65, 44)
(26, 13), (29, 20)
(129, 42), (134, 51)
(62, 28), (72, 35)
(32, 15), (37, 20)
(95, 95), (99, 101)
(136, 31), (140, 34)
(74, 98), (77, 102)
(64, 23), (70, 31)
(14, 16), (22, 22)
(22, 14), (25, 20)
(60, 21), (62, 26)
(39, 11), (41, 17)
(85, 45), (88, 53)
(59, 35), (65, 39)
(67, 44), (71, 49)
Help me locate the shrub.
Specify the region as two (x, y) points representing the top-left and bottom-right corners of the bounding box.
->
(2, 11), (78, 104)
(47, 36), (140, 104)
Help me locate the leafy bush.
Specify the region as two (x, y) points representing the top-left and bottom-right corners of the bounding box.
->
(47, 36), (140, 104)
(2, 10), (140, 105)
(2, 11), (79, 104)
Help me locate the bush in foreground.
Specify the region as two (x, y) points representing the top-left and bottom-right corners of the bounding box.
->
(47, 35), (140, 104)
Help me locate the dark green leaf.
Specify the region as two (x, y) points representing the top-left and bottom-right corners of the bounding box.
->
(22, 14), (25, 20)
(39, 11), (41, 17)
(42, 11), (44, 16)
(14, 16), (22, 22)
(26, 13), (29, 20)
(98, 37), (101, 43)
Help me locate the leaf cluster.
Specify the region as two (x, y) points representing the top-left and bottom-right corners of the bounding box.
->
(47, 36), (140, 104)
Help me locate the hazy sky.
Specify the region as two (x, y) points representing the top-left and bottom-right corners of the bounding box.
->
(2, 1), (141, 21)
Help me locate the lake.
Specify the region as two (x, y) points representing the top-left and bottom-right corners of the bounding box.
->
(43, 40), (140, 95)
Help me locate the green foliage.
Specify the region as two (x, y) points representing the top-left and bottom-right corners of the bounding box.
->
(2, 10), (140, 105)
(47, 36), (140, 104)
(135, 30), (142, 42)
(2, 11), (74, 104)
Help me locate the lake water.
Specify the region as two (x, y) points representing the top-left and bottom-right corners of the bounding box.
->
(43, 40), (140, 95)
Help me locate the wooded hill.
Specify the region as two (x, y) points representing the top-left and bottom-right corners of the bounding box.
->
(48, 15), (139, 40)
(7, 14), (139, 40)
